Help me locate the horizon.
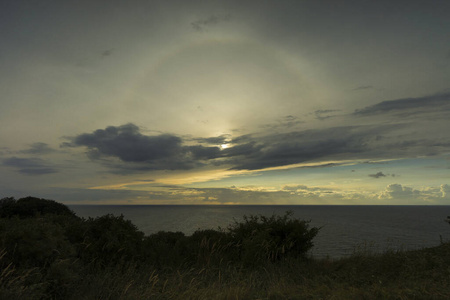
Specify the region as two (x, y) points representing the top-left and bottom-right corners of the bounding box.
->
(1, 1), (449, 205)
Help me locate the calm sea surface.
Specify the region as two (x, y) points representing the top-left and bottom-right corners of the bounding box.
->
(69, 205), (450, 258)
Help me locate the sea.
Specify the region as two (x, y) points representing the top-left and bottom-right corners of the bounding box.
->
(69, 205), (450, 259)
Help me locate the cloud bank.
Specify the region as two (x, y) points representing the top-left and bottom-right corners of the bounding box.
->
(61, 90), (450, 175)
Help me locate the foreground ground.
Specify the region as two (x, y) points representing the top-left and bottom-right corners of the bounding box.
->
(3, 242), (450, 299)
(1, 197), (449, 299)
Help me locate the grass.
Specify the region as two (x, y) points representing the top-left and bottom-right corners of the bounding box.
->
(130, 243), (450, 300)
(2, 242), (449, 299)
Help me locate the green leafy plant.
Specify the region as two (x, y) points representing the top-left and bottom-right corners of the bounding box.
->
(227, 211), (320, 265)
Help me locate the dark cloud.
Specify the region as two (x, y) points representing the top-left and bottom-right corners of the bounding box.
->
(19, 142), (55, 155)
(222, 141), (261, 157)
(314, 109), (341, 120)
(354, 92), (450, 116)
(369, 171), (386, 178)
(62, 114), (450, 173)
(63, 123), (222, 172)
(225, 126), (380, 170)
(194, 134), (230, 145)
(225, 122), (450, 171)
(64, 123), (184, 162)
(3, 157), (58, 175)
(187, 145), (221, 160)
(191, 14), (231, 32)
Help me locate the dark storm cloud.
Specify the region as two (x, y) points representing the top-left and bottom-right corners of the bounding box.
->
(369, 171), (386, 178)
(3, 157), (58, 175)
(19, 142), (55, 155)
(64, 123), (184, 162)
(63, 123), (222, 172)
(191, 14), (231, 32)
(354, 92), (450, 116)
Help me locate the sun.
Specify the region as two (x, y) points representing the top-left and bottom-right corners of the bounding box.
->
(220, 144), (230, 149)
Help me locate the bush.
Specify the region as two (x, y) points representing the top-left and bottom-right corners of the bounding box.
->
(143, 231), (187, 268)
(227, 211), (319, 265)
(0, 217), (76, 269)
(0, 197), (77, 219)
(80, 214), (144, 266)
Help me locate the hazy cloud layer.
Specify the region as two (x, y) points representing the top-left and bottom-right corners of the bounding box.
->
(55, 183), (450, 205)
(19, 143), (56, 155)
(314, 110), (341, 120)
(191, 14), (231, 32)
(354, 92), (450, 116)
(3, 157), (58, 175)
(260, 115), (304, 130)
(225, 125), (400, 170)
(353, 85), (373, 91)
(1, 0), (450, 205)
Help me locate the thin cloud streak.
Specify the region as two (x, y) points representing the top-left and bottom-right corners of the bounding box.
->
(3, 157), (58, 175)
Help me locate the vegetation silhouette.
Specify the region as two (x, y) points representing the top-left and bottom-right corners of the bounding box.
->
(0, 197), (449, 299)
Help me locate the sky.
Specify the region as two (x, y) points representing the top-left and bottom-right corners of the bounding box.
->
(1, 0), (450, 205)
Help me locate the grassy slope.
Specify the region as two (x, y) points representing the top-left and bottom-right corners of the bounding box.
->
(13, 242), (445, 300)
(152, 243), (450, 299)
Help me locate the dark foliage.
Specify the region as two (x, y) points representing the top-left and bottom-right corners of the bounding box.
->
(143, 231), (188, 268)
(226, 211), (320, 265)
(0, 197), (320, 299)
(80, 214), (145, 266)
(0, 196), (77, 218)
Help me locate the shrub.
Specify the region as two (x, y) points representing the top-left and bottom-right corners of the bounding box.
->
(0, 197), (77, 219)
(0, 217), (76, 269)
(226, 211), (320, 265)
(80, 214), (144, 266)
(143, 231), (187, 268)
